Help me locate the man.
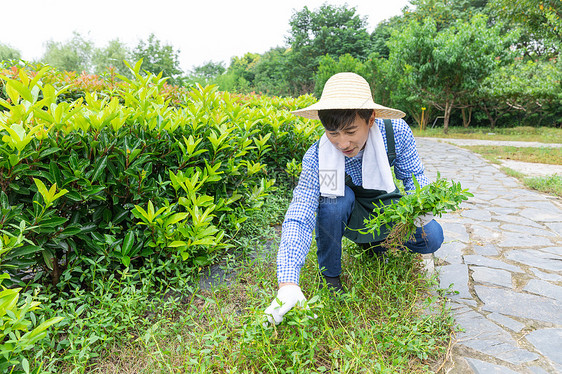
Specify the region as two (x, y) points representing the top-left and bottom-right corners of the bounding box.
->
(265, 72), (444, 325)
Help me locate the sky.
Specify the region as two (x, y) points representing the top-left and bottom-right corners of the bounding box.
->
(3, 0), (411, 72)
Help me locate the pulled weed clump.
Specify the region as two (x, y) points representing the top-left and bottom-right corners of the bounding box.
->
(362, 174), (472, 251)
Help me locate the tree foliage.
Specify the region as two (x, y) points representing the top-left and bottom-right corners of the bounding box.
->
(92, 39), (131, 77)
(42, 32), (93, 73)
(479, 59), (562, 127)
(387, 15), (514, 132)
(0, 43), (21, 61)
(285, 3), (372, 94)
(131, 33), (183, 84)
(488, 0), (561, 42)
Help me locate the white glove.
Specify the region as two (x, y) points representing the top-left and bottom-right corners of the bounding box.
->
(264, 285), (306, 325)
(414, 212), (434, 227)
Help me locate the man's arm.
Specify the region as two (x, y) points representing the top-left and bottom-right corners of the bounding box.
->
(276, 143), (320, 285)
(265, 143), (320, 324)
(391, 119), (429, 192)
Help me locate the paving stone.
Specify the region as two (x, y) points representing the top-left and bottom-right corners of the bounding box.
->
(526, 328), (562, 366)
(474, 193), (503, 201)
(519, 207), (562, 222)
(488, 207), (521, 215)
(473, 244), (499, 256)
(464, 255), (524, 273)
(456, 310), (539, 365)
(487, 312), (525, 332)
(538, 246), (562, 256)
(530, 268), (562, 282)
(475, 285), (562, 324)
(465, 358), (522, 373)
(438, 264), (473, 303)
(524, 279), (562, 301)
(493, 199), (530, 209)
(528, 367), (550, 374)
(493, 214), (543, 228)
(471, 267), (512, 288)
(528, 201), (562, 211)
(509, 189), (552, 201)
(505, 250), (562, 272)
(470, 225), (502, 243)
(545, 222), (562, 235)
(443, 222), (470, 243)
(461, 209), (492, 221)
(500, 224), (558, 237)
(497, 233), (553, 248)
(434, 241), (466, 264)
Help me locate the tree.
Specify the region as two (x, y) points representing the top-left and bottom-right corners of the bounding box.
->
(41, 32), (93, 72)
(488, 0), (561, 57)
(92, 39), (131, 77)
(131, 34), (183, 84)
(189, 61), (226, 84)
(214, 53), (260, 93)
(251, 47), (293, 96)
(479, 59), (562, 127)
(387, 15), (513, 133)
(285, 4), (372, 94)
(405, 0), (490, 28)
(314, 54), (372, 97)
(0, 43), (21, 61)
(370, 16), (406, 59)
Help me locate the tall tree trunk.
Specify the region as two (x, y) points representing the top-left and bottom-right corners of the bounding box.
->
(462, 107), (472, 128)
(443, 100), (454, 134)
(481, 104), (497, 130)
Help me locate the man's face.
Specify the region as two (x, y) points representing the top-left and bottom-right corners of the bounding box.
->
(325, 112), (375, 158)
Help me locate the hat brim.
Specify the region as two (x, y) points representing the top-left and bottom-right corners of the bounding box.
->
(291, 100), (406, 120)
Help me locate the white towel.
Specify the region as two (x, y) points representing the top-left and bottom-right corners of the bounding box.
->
(318, 125), (395, 197)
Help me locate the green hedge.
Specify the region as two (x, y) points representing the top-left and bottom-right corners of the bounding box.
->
(0, 62), (320, 288)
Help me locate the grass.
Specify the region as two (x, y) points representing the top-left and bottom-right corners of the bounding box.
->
(460, 145), (562, 165)
(93, 241), (455, 373)
(501, 168), (562, 197)
(412, 126), (562, 144)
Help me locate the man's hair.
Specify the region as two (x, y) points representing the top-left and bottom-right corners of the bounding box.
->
(317, 109), (373, 131)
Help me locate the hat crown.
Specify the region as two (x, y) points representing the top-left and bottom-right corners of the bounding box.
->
(321, 72), (372, 101)
(291, 72), (406, 120)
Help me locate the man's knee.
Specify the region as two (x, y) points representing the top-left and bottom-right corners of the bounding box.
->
(408, 220), (444, 254)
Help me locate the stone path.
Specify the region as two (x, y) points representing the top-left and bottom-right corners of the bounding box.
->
(416, 138), (562, 374)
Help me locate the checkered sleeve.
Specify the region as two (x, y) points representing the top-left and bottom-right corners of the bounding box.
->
(276, 143), (320, 284)
(392, 119), (430, 192)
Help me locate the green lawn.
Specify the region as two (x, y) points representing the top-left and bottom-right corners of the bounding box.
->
(412, 126), (562, 144)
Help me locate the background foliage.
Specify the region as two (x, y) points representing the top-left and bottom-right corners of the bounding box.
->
(2, 1), (560, 130)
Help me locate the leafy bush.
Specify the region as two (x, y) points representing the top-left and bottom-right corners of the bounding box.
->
(0, 61), (320, 288)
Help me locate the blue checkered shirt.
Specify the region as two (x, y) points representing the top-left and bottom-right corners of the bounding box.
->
(277, 119), (429, 284)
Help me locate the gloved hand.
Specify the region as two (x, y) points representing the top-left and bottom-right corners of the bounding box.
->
(264, 284), (306, 325)
(414, 212), (434, 227)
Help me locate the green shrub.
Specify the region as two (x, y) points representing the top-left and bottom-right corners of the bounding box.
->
(0, 61), (321, 287)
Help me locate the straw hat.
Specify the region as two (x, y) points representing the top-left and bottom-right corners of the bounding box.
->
(292, 72), (405, 120)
